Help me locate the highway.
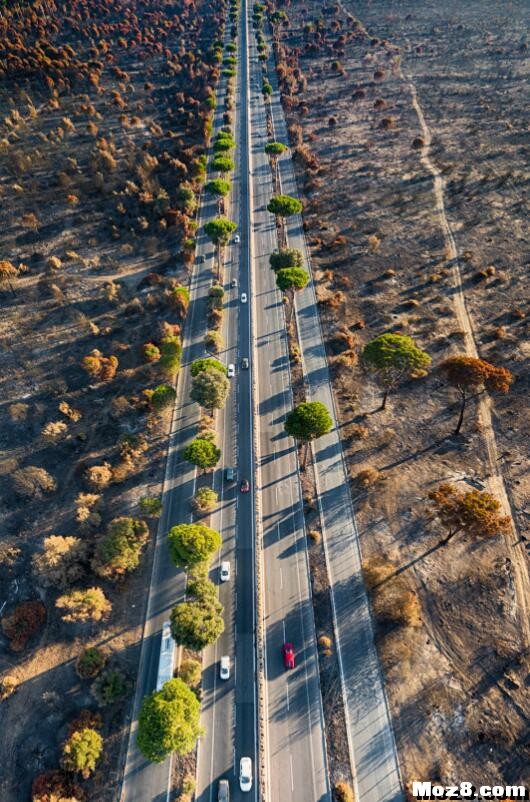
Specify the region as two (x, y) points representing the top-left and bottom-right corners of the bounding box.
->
(120, 24), (243, 802)
(196, 0), (330, 800)
(264, 32), (405, 802)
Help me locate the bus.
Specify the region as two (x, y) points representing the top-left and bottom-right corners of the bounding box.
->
(156, 621), (176, 691)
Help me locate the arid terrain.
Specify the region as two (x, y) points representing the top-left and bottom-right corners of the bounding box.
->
(271, 0), (530, 792)
(0, 0), (226, 799)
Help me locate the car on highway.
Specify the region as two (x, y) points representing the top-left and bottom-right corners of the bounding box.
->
(220, 655), (230, 680)
(240, 292), (247, 304)
(220, 561), (231, 582)
(227, 363), (235, 378)
(239, 757), (252, 792)
(225, 467), (235, 482)
(282, 642), (295, 670)
(198, 254), (205, 264)
(233, 234), (240, 244)
(218, 779), (230, 802)
(240, 478), (250, 493)
(241, 357), (249, 369)
(231, 277), (238, 288)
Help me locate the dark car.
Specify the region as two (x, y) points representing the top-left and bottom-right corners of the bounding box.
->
(282, 642), (295, 670)
(240, 479), (250, 493)
(198, 254), (205, 264)
(241, 357), (249, 369)
(218, 779), (230, 802)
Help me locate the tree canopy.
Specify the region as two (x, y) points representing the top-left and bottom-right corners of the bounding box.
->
(150, 384), (176, 411)
(167, 523), (221, 567)
(265, 141), (288, 157)
(362, 332), (431, 409)
(62, 728), (103, 778)
(211, 155), (234, 173)
(267, 194), (303, 217)
(428, 483), (511, 544)
(56, 587), (111, 623)
(182, 438), (221, 471)
(190, 357), (226, 377)
(93, 517), (149, 580)
(269, 248), (303, 270)
(276, 266), (309, 294)
(284, 401), (333, 444)
(137, 679), (203, 763)
(440, 355), (513, 434)
(204, 216), (237, 245)
(190, 365), (230, 411)
(204, 178), (231, 198)
(170, 597), (224, 651)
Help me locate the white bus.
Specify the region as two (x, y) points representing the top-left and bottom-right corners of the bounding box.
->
(156, 621), (176, 691)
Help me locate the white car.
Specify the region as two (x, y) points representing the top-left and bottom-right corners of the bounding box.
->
(220, 561), (231, 582)
(240, 293), (247, 304)
(233, 234), (240, 244)
(239, 757), (252, 792)
(220, 656), (230, 681)
(227, 363), (235, 378)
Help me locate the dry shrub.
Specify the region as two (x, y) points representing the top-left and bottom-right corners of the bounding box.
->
(12, 466), (56, 499)
(368, 234), (381, 252)
(348, 424), (369, 441)
(335, 781), (355, 802)
(82, 349), (118, 381)
(75, 493), (102, 529)
(318, 635), (333, 656)
(0, 542), (21, 567)
(76, 647), (107, 679)
(31, 769), (85, 802)
(1, 600), (46, 651)
(59, 401), (82, 422)
(85, 463), (112, 490)
(46, 255), (62, 270)
(0, 674), (18, 701)
(32, 536), (87, 588)
(9, 402), (29, 422)
(355, 466), (381, 488)
(308, 529), (321, 544)
(42, 420), (68, 443)
(329, 327), (356, 354)
(319, 291), (345, 310)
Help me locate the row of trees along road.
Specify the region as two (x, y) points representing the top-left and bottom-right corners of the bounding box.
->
(136, 0), (241, 767)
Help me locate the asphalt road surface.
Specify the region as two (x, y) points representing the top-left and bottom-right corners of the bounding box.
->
(120, 29), (242, 802)
(265, 39), (405, 802)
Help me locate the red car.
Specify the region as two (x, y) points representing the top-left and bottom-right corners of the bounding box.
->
(282, 642), (295, 670)
(240, 479), (250, 493)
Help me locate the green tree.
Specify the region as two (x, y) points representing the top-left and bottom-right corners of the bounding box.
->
(284, 401), (333, 467)
(276, 267), (309, 322)
(76, 647), (107, 679)
(159, 336), (182, 378)
(269, 248), (303, 271)
(167, 523), (221, 567)
(267, 194), (303, 217)
(137, 679), (203, 763)
(190, 357), (227, 377)
(183, 438), (221, 472)
(150, 384), (176, 412)
(362, 333), (432, 410)
(204, 216), (237, 280)
(262, 79), (273, 97)
(192, 487), (219, 514)
(176, 186), (197, 216)
(265, 141), (288, 187)
(440, 355), (513, 435)
(211, 155), (234, 174)
(93, 517), (149, 580)
(170, 598), (224, 651)
(190, 365), (230, 415)
(213, 134), (235, 152)
(139, 495), (162, 517)
(428, 484), (511, 546)
(178, 658), (202, 688)
(92, 667), (131, 706)
(204, 178), (231, 201)
(62, 728), (103, 778)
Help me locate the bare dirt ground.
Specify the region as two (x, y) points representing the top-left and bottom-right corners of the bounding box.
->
(0, 0), (225, 798)
(271, 0), (530, 792)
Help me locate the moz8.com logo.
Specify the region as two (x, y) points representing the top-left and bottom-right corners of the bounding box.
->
(412, 782), (528, 800)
